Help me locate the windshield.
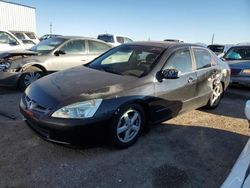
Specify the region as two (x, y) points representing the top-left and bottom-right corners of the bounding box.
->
(88, 45), (164, 77)
(97, 35), (114, 43)
(224, 46), (250, 60)
(30, 38), (66, 54)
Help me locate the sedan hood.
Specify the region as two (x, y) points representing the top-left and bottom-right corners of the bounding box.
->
(227, 60), (250, 69)
(25, 66), (138, 109)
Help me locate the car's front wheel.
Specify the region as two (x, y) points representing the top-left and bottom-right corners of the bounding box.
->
(19, 66), (45, 91)
(109, 104), (145, 149)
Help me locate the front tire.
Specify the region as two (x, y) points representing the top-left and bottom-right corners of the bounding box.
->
(19, 66), (44, 91)
(109, 104), (145, 149)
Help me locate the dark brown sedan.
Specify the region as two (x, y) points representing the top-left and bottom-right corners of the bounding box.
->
(20, 42), (230, 148)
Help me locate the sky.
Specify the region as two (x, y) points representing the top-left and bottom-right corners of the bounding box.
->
(8, 0), (250, 44)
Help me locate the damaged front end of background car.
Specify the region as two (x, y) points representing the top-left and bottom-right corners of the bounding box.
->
(0, 50), (37, 87)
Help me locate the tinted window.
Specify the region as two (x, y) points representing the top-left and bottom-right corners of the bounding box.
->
(164, 48), (192, 74)
(89, 45), (164, 77)
(88, 41), (110, 53)
(207, 45), (224, 54)
(224, 46), (250, 60)
(60, 40), (86, 54)
(193, 48), (212, 69)
(0, 31), (18, 45)
(97, 35), (114, 43)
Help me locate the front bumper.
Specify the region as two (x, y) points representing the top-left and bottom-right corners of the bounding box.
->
(20, 106), (113, 145)
(230, 76), (250, 86)
(0, 71), (21, 87)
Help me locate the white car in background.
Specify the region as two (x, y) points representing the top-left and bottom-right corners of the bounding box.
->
(11, 31), (40, 44)
(97, 34), (133, 46)
(0, 30), (26, 52)
(221, 101), (250, 188)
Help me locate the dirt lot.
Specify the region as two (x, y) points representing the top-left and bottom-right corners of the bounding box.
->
(0, 86), (249, 188)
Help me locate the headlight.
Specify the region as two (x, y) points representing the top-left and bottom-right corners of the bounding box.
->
(242, 69), (250, 75)
(51, 99), (102, 119)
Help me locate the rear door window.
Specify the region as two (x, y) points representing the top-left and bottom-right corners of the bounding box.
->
(193, 48), (213, 70)
(60, 40), (86, 54)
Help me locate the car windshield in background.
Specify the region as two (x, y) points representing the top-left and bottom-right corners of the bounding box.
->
(98, 35), (114, 43)
(30, 38), (66, 54)
(207, 45), (224, 54)
(224, 46), (250, 60)
(88, 45), (164, 77)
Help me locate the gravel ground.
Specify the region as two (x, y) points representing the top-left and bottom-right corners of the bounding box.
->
(0, 86), (249, 188)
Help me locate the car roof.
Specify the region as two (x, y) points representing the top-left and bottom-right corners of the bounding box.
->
(231, 45), (250, 48)
(124, 41), (202, 49)
(53, 36), (113, 47)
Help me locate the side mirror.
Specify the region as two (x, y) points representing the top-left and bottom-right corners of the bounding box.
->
(157, 69), (179, 82)
(54, 50), (66, 56)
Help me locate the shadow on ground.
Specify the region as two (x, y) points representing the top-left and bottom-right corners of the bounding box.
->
(199, 87), (249, 120)
(0, 120), (248, 188)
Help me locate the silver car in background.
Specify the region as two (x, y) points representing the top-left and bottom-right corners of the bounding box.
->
(0, 36), (112, 90)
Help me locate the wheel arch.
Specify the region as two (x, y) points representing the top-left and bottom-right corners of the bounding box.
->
(21, 64), (47, 75)
(114, 98), (151, 127)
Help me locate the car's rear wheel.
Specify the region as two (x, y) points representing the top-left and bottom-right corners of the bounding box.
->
(19, 66), (44, 91)
(109, 104), (145, 149)
(206, 81), (224, 109)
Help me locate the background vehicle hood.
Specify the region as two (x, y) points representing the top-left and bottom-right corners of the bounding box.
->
(25, 66), (138, 109)
(0, 50), (38, 59)
(227, 60), (250, 69)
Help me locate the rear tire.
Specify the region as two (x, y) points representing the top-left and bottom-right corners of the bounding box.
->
(19, 66), (44, 91)
(205, 81), (224, 109)
(109, 104), (145, 149)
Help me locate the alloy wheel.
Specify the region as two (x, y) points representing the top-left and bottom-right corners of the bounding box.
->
(211, 82), (223, 106)
(23, 72), (42, 86)
(116, 109), (142, 143)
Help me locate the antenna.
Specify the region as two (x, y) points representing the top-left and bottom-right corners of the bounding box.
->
(211, 33), (214, 44)
(50, 22), (53, 34)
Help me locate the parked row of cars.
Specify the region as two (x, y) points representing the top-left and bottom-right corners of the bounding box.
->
(1, 30), (249, 187)
(0, 31), (248, 149)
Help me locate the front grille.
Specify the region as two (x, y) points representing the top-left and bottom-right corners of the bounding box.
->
(24, 95), (50, 115)
(230, 68), (242, 76)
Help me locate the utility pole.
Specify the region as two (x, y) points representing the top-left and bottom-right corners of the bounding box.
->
(211, 33), (214, 44)
(50, 22), (53, 34)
